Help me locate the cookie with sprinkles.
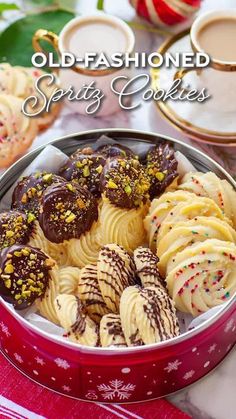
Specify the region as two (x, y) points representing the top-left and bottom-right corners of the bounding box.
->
(179, 171), (236, 227)
(100, 157), (150, 209)
(39, 180), (98, 243)
(0, 94), (38, 169)
(0, 210), (35, 250)
(145, 143), (178, 199)
(59, 148), (106, 197)
(157, 216), (236, 276)
(0, 244), (55, 309)
(96, 143), (137, 159)
(11, 172), (64, 218)
(166, 239), (236, 316)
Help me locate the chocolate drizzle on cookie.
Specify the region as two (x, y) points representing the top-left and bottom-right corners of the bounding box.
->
(38, 180), (98, 243)
(100, 313), (127, 347)
(0, 210), (34, 250)
(98, 244), (136, 312)
(70, 296), (87, 336)
(59, 147), (106, 197)
(11, 172), (64, 217)
(100, 157), (150, 209)
(78, 263), (109, 323)
(139, 287), (180, 341)
(0, 244), (54, 309)
(134, 247), (166, 289)
(146, 143), (178, 199)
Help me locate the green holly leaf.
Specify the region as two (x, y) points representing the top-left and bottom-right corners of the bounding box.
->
(0, 10), (74, 66)
(0, 2), (19, 14)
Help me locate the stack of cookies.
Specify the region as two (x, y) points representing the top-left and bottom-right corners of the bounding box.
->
(0, 63), (60, 168)
(0, 140), (235, 347)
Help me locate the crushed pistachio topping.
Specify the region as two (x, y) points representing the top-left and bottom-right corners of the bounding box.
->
(0, 246), (54, 308)
(59, 153), (106, 197)
(12, 172), (62, 216)
(104, 158), (150, 208)
(42, 173), (53, 183)
(0, 212), (33, 250)
(27, 212), (36, 223)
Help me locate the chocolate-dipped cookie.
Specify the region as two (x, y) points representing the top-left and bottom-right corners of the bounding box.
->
(59, 149), (106, 197)
(0, 210), (35, 250)
(0, 244), (55, 309)
(11, 172), (64, 217)
(100, 157), (150, 209)
(97, 143), (137, 159)
(146, 143), (178, 199)
(39, 180), (98, 243)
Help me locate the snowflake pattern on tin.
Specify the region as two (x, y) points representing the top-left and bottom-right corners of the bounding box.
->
(0, 321), (11, 337)
(164, 360), (182, 373)
(54, 358), (70, 369)
(14, 353), (23, 364)
(183, 370), (195, 380)
(208, 344), (217, 354)
(35, 357), (45, 366)
(85, 391), (98, 400)
(224, 319), (234, 333)
(97, 379), (136, 401)
(62, 385), (71, 392)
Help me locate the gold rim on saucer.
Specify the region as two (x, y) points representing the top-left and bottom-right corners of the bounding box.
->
(151, 29), (236, 145)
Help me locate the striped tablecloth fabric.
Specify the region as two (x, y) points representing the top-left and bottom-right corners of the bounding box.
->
(0, 353), (190, 419)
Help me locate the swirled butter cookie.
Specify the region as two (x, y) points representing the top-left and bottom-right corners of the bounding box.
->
(78, 263), (109, 322)
(133, 247), (165, 289)
(157, 196), (229, 245)
(97, 244), (136, 313)
(144, 190), (196, 252)
(120, 285), (179, 346)
(158, 216), (236, 276)
(55, 294), (99, 346)
(179, 171), (236, 227)
(100, 313), (127, 347)
(0, 94), (38, 168)
(166, 239), (236, 316)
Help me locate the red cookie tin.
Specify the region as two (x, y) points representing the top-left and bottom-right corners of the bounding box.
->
(0, 129), (235, 403)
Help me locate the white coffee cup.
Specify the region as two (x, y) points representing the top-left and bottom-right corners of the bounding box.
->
(33, 14), (135, 117)
(174, 10), (236, 112)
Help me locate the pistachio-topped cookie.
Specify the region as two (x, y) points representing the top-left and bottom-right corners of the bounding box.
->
(146, 143), (178, 199)
(11, 172), (63, 217)
(100, 157), (150, 209)
(0, 244), (55, 309)
(0, 210), (35, 250)
(59, 148), (106, 197)
(97, 143), (137, 159)
(39, 180), (98, 243)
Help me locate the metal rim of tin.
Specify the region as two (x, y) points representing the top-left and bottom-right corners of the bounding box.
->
(0, 128), (235, 355)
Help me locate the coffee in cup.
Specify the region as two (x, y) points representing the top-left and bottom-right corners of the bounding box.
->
(174, 10), (236, 113)
(198, 17), (236, 63)
(33, 14), (135, 116)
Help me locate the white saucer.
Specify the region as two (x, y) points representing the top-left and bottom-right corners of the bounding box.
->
(151, 29), (236, 146)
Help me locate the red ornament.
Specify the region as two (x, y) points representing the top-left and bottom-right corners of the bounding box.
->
(130, 0), (201, 26)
